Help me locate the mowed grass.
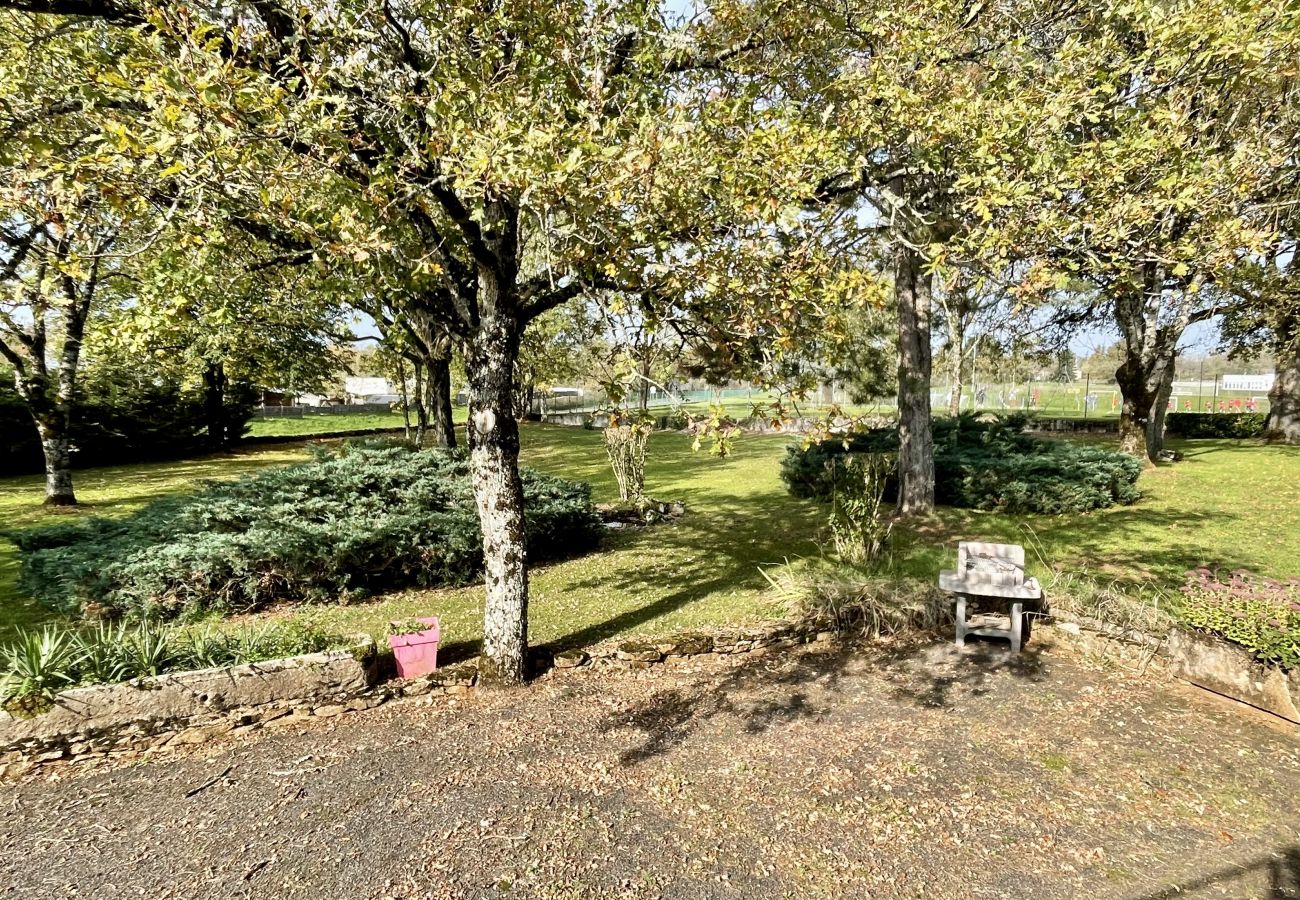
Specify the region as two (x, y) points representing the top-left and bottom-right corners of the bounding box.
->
(1, 425), (1297, 654)
(245, 408), (469, 438)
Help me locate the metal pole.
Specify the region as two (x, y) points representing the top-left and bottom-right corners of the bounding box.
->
(1083, 374), (1090, 420)
(1197, 359), (1204, 411)
(1213, 373), (1220, 411)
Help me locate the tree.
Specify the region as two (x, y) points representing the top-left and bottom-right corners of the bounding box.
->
(965, 0), (1297, 460)
(517, 303), (601, 417)
(0, 14), (165, 503)
(109, 227), (350, 448)
(773, 0), (1083, 513)
(1223, 243), (1300, 443)
(1, 0), (831, 682)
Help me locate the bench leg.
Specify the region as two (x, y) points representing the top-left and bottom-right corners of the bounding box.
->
(955, 595), (967, 647)
(1010, 601), (1024, 653)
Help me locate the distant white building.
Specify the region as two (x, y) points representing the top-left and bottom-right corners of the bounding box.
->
(344, 376), (400, 404)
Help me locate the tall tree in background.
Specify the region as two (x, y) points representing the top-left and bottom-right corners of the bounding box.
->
(967, 0), (1296, 460)
(0, 15), (166, 503)
(778, 0), (1081, 513)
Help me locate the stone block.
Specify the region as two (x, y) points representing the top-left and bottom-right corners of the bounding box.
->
(1168, 628), (1300, 724)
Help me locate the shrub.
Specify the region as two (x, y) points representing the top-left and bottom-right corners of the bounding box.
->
(0, 619), (350, 712)
(10, 445), (603, 620)
(1179, 569), (1300, 670)
(0, 628), (82, 713)
(827, 453), (894, 565)
(603, 419), (652, 501)
(781, 413), (1142, 514)
(1165, 412), (1267, 439)
(764, 563), (950, 638)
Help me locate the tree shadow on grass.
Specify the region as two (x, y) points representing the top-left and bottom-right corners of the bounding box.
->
(598, 637), (1046, 767)
(537, 492), (822, 654)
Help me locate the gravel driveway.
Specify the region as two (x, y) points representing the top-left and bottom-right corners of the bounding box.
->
(2, 637), (1298, 899)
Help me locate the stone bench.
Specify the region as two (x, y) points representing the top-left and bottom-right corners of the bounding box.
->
(939, 542), (1042, 653)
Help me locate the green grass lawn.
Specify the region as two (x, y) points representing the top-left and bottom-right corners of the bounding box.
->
(246, 408), (470, 438)
(2, 425), (1297, 655)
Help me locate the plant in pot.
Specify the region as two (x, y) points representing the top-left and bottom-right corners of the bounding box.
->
(387, 617), (441, 679)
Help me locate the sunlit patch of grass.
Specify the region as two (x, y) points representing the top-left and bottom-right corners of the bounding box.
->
(245, 409), (469, 438)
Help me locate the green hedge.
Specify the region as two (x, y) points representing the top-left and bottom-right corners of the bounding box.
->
(1165, 412), (1267, 439)
(10, 444), (602, 621)
(781, 413), (1142, 514)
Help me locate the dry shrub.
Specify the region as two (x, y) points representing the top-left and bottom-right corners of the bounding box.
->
(765, 564), (951, 639)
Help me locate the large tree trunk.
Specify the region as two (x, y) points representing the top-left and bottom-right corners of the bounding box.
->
(1266, 335), (1300, 444)
(895, 243), (935, 515)
(1115, 357), (1157, 458)
(201, 361), (229, 449)
(428, 351), (456, 448)
(1112, 268), (1192, 463)
(466, 301), (530, 686)
(34, 418), (76, 506)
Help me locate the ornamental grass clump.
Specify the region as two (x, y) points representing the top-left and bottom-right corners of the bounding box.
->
(1179, 568), (1300, 670)
(10, 445), (602, 621)
(826, 453), (895, 565)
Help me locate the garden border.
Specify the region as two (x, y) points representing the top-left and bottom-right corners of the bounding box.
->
(1, 637), (380, 764)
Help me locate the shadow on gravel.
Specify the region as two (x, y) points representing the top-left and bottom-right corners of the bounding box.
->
(1133, 844), (1300, 900)
(872, 640), (1046, 709)
(601, 638), (1046, 766)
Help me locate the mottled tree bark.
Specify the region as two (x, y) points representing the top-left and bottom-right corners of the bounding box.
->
(466, 291), (529, 686)
(895, 243), (934, 515)
(35, 421), (76, 505)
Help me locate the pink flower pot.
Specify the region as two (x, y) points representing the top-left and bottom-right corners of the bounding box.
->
(388, 617), (441, 679)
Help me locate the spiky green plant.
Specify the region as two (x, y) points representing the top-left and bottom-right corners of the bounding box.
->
(72, 621), (133, 684)
(0, 627), (81, 710)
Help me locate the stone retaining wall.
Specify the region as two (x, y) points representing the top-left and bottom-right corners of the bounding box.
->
(1167, 628), (1300, 724)
(1, 638), (379, 764)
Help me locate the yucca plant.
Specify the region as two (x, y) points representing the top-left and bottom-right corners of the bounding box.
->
(72, 621), (133, 685)
(0, 627), (81, 711)
(123, 621), (180, 677)
(182, 628), (237, 669)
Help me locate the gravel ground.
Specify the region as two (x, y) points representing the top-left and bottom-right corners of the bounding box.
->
(2, 636), (1298, 900)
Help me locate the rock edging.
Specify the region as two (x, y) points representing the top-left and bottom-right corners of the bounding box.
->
(540, 621), (836, 674)
(0, 637), (379, 766)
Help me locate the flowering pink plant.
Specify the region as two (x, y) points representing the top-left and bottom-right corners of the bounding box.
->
(1180, 569), (1300, 670)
